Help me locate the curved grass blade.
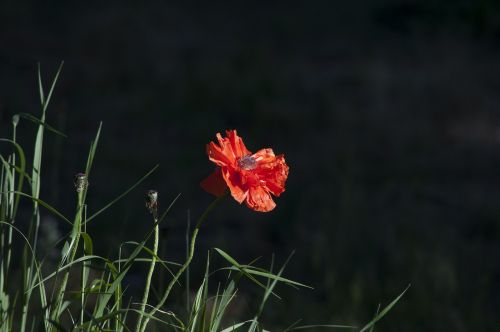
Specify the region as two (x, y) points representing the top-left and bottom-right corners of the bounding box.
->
(0, 156), (32, 182)
(17, 113), (67, 138)
(359, 284), (411, 332)
(84, 121), (102, 178)
(118, 240), (181, 274)
(215, 248), (311, 289)
(85, 164), (159, 224)
(26, 255), (106, 294)
(3, 191), (71, 225)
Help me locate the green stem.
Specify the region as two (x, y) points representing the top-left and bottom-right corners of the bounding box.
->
(50, 190), (84, 326)
(135, 220), (159, 332)
(80, 204), (88, 326)
(139, 193), (226, 332)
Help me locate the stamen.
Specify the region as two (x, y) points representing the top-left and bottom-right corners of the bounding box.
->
(237, 155), (257, 170)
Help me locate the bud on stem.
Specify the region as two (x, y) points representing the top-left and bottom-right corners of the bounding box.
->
(74, 173), (89, 193)
(145, 190), (158, 219)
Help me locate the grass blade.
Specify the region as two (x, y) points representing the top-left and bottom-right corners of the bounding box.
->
(85, 165), (159, 224)
(359, 284), (410, 332)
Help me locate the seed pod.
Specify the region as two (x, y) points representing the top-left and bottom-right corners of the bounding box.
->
(145, 190), (158, 215)
(74, 173), (89, 193)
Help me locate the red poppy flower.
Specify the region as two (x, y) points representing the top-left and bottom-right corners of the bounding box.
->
(201, 130), (289, 212)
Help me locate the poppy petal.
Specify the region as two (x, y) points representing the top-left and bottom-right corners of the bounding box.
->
(246, 186), (276, 212)
(221, 167), (248, 203)
(226, 130), (251, 159)
(207, 133), (237, 166)
(253, 149), (289, 196)
(200, 168), (228, 197)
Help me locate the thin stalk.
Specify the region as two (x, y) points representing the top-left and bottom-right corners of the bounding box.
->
(0, 159), (6, 331)
(134, 218), (159, 332)
(80, 204), (88, 326)
(51, 190), (85, 325)
(185, 209), (190, 314)
(5, 119), (17, 275)
(139, 193), (226, 332)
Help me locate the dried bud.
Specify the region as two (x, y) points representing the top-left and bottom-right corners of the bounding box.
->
(74, 173), (89, 193)
(12, 114), (19, 126)
(145, 190), (158, 215)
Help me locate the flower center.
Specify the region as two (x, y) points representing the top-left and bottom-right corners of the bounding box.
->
(237, 155), (257, 170)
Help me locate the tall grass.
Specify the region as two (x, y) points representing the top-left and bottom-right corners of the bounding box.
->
(0, 64), (408, 331)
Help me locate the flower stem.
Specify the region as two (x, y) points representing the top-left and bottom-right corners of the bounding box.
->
(139, 193), (226, 332)
(135, 219), (159, 332)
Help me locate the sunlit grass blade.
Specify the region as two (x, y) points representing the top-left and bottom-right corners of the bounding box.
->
(84, 121), (102, 178)
(37, 62), (45, 105)
(214, 248), (281, 299)
(210, 280), (237, 332)
(219, 321), (255, 332)
(23, 62), (64, 332)
(80, 231), (92, 325)
(94, 242), (151, 318)
(0, 139), (27, 218)
(249, 252), (296, 332)
(223, 265), (311, 289)
(0, 221), (48, 331)
(0, 156), (31, 183)
(41, 61), (64, 113)
(359, 284), (410, 332)
(186, 256), (209, 332)
(215, 247), (311, 302)
(119, 241), (180, 272)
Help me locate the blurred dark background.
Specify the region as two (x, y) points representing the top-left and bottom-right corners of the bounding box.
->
(2, 0), (500, 331)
